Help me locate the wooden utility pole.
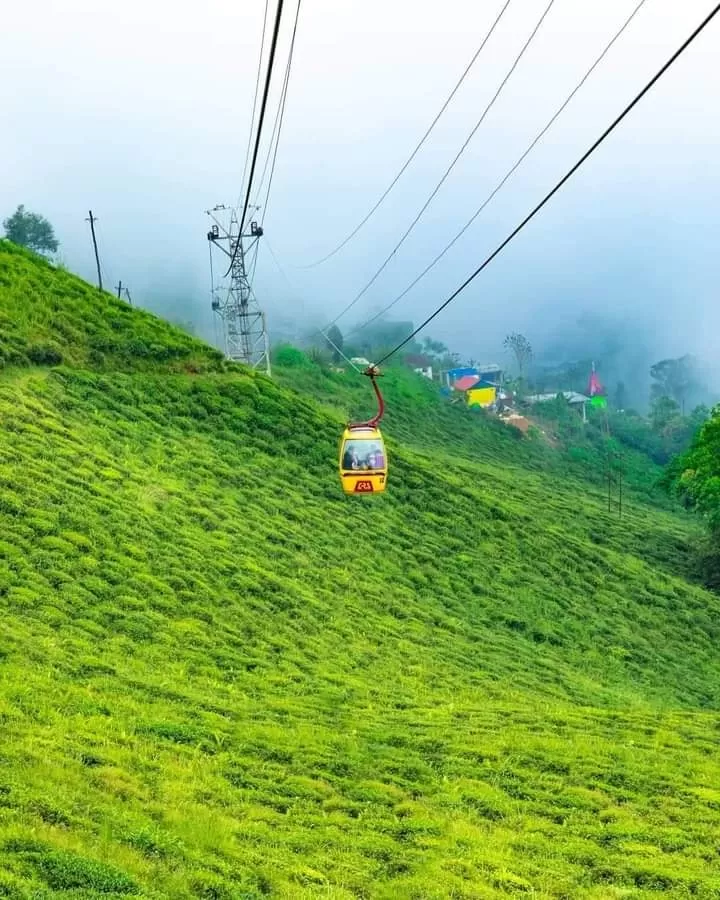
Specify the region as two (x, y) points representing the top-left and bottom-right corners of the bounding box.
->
(124, 287), (132, 306)
(85, 210), (102, 291)
(115, 280), (123, 299)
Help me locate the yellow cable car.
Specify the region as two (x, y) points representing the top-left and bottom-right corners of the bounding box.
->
(339, 425), (387, 494)
(338, 366), (388, 495)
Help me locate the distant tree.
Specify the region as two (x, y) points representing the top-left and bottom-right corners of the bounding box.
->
(614, 381), (626, 410)
(666, 405), (720, 587)
(2, 204), (58, 255)
(504, 332), (533, 378)
(351, 318), (420, 358)
(650, 355), (698, 414)
(325, 324), (344, 363)
(650, 395), (681, 433)
(422, 337), (448, 358)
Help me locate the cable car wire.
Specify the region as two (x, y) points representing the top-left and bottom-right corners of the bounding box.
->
(265, 237), (363, 372)
(225, 0), (286, 276)
(245, 0), (301, 290)
(373, 1), (720, 367)
(258, 0), (302, 228)
(346, 0), (648, 340)
(298, 0), (515, 269)
(238, 0), (271, 208)
(323, 0), (556, 331)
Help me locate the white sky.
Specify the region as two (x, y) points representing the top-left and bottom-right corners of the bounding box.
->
(1, 0), (718, 370)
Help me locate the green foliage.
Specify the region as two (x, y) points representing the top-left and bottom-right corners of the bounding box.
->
(668, 405), (720, 532)
(271, 343), (313, 368)
(665, 406), (720, 589)
(2, 205), (59, 255)
(347, 318), (420, 360)
(324, 324), (344, 363)
(0, 250), (719, 896)
(0, 240), (224, 373)
(650, 354), (699, 413)
(651, 395), (680, 431)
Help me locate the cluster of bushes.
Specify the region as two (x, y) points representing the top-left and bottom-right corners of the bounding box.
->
(665, 405), (720, 589)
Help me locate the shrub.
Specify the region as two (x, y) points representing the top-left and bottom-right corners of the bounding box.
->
(26, 342), (63, 365)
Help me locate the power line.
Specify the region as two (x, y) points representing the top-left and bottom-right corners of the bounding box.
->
(238, 0), (271, 208)
(298, 0), (515, 269)
(324, 0), (556, 330)
(225, 0), (286, 276)
(374, 2), (720, 367)
(257, 0), (302, 228)
(347, 0), (649, 340)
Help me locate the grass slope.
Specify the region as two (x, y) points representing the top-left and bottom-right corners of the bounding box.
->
(0, 240), (223, 373)
(0, 245), (718, 898)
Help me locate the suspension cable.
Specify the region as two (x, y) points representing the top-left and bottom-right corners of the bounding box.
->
(374, 2), (720, 367)
(255, 0), (302, 226)
(323, 0), (556, 331)
(264, 237), (363, 372)
(298, 0), (515, 268)
(238, 0), (270, 208)
(225, 0), (286, 276)
(346, 0), (649, 341)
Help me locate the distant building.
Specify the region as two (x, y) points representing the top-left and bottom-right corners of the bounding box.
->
(448, 371), (499, 409)
(475, 363), (502, 385)
(467, 380), (497, 408)
(446, 363), (502, 388)
(525, 390), (589, 423)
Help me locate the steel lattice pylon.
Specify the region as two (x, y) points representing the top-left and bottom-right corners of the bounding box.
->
(206, 205), (271, 375)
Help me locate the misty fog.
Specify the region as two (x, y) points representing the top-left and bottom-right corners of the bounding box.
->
(1, 0), (718, 406)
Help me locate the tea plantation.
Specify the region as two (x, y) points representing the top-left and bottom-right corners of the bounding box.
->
(0, 240), (718, 898)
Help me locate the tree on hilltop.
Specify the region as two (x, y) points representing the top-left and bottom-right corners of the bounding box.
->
(3, 205), (59, 255)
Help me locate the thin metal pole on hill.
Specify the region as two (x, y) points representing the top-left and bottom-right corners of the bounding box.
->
(124, 287), (132, 306)
(85, 210), (103, 291)
(116, 280), (123, 299)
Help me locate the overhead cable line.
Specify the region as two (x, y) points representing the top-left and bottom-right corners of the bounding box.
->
(265, 238), (363, 372)
(373, 1), (720, 367)
(253, 0), (302, 227)
(225, 0), (286, 276)
(299, 0), (515, 268)
(323, 0), (556, 330)
(347, 0), (648, 339)
(238, 0), (271, 207)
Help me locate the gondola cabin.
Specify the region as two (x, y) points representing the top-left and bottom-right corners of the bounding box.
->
(338, 425), (387, 494)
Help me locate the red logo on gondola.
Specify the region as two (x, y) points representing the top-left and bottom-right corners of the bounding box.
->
(355, 480), (374, 492)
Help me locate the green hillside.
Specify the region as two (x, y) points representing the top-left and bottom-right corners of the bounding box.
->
(0, 241), (223, 373)
(0, 242), (719, 899)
